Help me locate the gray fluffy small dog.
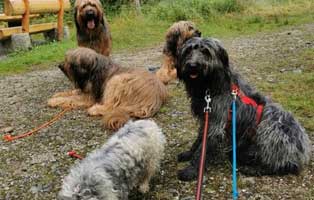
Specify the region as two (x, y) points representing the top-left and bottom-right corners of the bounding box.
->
(58, 120), (166, 200)
(175, 37), (311, 181)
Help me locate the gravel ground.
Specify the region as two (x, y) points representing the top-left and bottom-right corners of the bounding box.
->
(1, 24), (314, 200)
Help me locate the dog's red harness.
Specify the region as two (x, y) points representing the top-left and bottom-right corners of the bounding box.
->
(228, 84), (264, 125)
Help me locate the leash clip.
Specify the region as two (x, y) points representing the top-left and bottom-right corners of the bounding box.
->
(231, 89), (238, 100)
(204, 90), (212, 113)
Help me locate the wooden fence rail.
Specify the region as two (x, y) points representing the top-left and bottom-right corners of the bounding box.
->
(0, 0), (70, 40)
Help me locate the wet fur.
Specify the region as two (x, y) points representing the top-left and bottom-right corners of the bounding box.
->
(156, 21), (201, 84)
(58, 120), (166, 200)
(48, 48), (168, 130)
(175, 37), (311, 181)
(74, 0), (112, 56)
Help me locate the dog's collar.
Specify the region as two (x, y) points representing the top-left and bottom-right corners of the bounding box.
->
(229, 84), (264, 125)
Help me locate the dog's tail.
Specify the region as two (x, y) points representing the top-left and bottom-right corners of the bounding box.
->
(103, 108), (131, 130)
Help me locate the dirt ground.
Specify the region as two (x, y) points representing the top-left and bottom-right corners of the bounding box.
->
(0, 23), (314, 200)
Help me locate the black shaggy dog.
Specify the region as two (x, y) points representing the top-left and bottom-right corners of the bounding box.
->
(175, 37), (311, 181)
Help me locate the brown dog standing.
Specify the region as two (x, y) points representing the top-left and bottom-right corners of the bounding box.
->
(74, 0), (112, 56)
(156, 21), (201, 84)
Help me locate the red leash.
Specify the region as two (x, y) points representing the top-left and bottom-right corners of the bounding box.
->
(67, 150), (84, 160)
(3, 108), (71, 142)
(196, 91), (211, 200)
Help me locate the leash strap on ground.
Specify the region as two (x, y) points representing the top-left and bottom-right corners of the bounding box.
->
(232, 91), (239, 200)
(67, 150), (84, 160)
(196, 92), (211, 200)
(3, 108), (71, 142)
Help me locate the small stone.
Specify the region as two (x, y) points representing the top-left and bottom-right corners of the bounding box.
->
(248, 194), (272, 200)
(42, 184), (52, 192)
(0, 127), (14, 133)
(181, 196), (194, 200)
(293, 69), (302, 74)
(267, 78), (276, 83)
(2, 146), (9, 150)
(242, 177), (256, 185)
(279, 68), (287, 73)
(11, 33), (32, 52)
(147, 65), (160, 73)
(30, 184), (43, 194)
(207, 189), (216, 194)
(168, 188), (179, 197)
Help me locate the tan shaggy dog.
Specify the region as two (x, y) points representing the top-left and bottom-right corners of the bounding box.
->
(156, 21), (201, 84)
(74, 0), (112, 56)
(48, 48), (168, 130)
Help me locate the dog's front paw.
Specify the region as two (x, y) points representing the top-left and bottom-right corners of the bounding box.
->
(139, 183), (150, 193)
(87, 104), (104, 116)
(177, 165), (198, 182)
(177, 151), (193, 162)
(47, 97), (72, 109)
(52, 90), (80, 98)
(47, 98), (61, 108)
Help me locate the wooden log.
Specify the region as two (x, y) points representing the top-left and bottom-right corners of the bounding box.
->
(0, 22), (57, 40)
(4, 0), (70, 16)
(0, 14), (40, 22)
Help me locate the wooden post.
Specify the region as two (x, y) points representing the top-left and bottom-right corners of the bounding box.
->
(57, 0), (64, 41)
(22, 0), (30, 33)
(134, 0), (141, 14)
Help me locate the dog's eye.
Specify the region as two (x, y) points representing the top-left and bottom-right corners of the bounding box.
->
(201, 47), (210, 55)
(86, 2), (96, 7)
(181, 46), (192, 57)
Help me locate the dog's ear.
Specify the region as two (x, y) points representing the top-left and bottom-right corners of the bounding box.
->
(175, 40), (189, 80)
(58, 61), (68, 76)
(100, 17), (105, 27)
(211, 39), (229, 68)
(58, 62), (65, 70)
(165, 30), (180, 57)
(195, 29), (201, 37)
(74, 8), (81, 32)
(99, 9), (105, 26)
(90, 56), (106, 101)
(70, 63), (89, 90)
(217, 43), (229, 68)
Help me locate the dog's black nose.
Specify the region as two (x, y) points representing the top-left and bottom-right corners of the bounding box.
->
(188, 63), (198, 69)
(86, 10), (95, 18)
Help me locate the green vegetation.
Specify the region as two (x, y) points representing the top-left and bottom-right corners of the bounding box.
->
(255, 48), (314, 132)
(0, 0), (314, 75)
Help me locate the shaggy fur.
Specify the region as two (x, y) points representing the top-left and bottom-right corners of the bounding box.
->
(48, 47), (168, 130)
(58, 120), (166, 200)
(175, 37), (311, 181)
(74, 0), (112, 56)
(156, 21), (201, 84)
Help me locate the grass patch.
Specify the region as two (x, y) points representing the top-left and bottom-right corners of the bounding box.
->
(0, 0), (314, 75)
(255, 47), (314, 132)
(0, 40), (75, 75)
(259, 72), (314, 132)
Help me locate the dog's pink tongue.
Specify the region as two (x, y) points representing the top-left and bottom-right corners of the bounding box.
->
(190, 74), (198, 79)
(87, 20), (95, 29)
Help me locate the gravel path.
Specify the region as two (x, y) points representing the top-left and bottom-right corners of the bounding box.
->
(0, 24), (314, 200)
